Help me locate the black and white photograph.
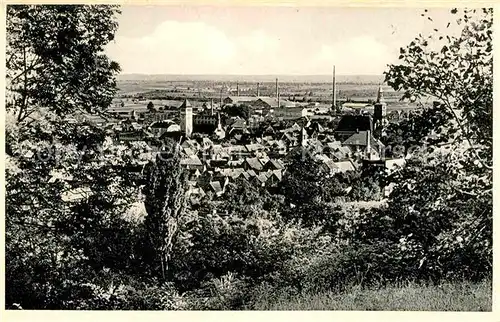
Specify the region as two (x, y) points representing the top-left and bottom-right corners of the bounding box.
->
(4, 3), (493, 312)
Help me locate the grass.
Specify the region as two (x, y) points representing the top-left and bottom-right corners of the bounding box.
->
(249, 279), (492, 311)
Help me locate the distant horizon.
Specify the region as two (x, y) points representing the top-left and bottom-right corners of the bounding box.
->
(118, 72), (384, 76)
(117, 73), (387, 84)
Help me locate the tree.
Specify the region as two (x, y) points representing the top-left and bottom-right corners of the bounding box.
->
(381, 8), (492, 280)
(142, 140), (187, 280)
(385, 8), (492, 169)
(381, 102), (453, 156)
(5, 114), (148, 308)
(279, 148), (328, 206)
(5, 5), (154, 309)
(147, 101), (156, 112)
(224, 104), (250, 120)
(6, 5), (121, 122)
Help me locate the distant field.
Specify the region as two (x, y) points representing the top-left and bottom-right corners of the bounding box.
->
(117, 73), (386, 84)
(114, 74), (422, 111)
(117, 81), (402, 101)
(249, 280), (492, 311)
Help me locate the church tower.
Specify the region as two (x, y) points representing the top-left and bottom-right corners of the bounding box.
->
(373, 85), (387, 134)
(180, 99), (193, 138)
(332, 65), (337, 113)
(214, 112), (225, 140)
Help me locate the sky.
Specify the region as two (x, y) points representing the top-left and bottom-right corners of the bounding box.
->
(105, 6), (460, 76)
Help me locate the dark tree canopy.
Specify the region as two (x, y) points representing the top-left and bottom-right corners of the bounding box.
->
(6, 5), (121, 121)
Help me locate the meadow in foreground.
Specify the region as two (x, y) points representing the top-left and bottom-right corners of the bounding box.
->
(250, 280), (492, 311)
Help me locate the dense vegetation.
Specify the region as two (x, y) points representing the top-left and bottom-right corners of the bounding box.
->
(5, 6), (492, 310)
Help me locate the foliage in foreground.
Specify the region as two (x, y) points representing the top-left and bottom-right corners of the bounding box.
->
(5, 6), (493, 310)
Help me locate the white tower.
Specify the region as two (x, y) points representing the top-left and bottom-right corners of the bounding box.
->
(180, 99), (193, 138)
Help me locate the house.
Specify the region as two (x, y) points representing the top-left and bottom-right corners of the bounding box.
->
(244, 157), (264, 171)
(144, 109), (178, 124)
(342, 130), (385, 160)
(210, 145), (230, 161)
(240, 171), (252, 180)
(259, 155), (270, 168)
(342, 102), (373, 111)
(116, 129), (151, 142)
(149, 120), (181, 137)
(264, 159), (285, 171)
(246, 169), (257, 177)
(281, 122), (302, 133)
(274, 107), (308, 120)
(193, 114), (219, 133)
(181, 139), (201, 152)
(229, 168), (246, 180)
(325, 141), (352, 160)
(253, 97), (296, 109)
(335, 115), (373, 141)
(201, 137), (214, 150)
(321, 159), (357, 175)
(306, 139), (324, 155)
(252, 172), (269, 186)
(227, 160), (244, 168)
(182, 147), (196, 157)
(266, 169), (283, 187)
(281, 132), (299, 147)
(228, 118), (248, 132)
(107, 106), (148, 121)
(223, 96), (258, 105)
(180, 155), (204, 171)
(245, 143), (266, 155)
(269, 140), (287, 156)
(209, 181), (224, 197)
(209, 159), (229, 169)
(226, 145), (249, 160)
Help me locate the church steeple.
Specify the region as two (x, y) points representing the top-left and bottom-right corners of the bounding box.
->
(214, 112), (225, 139)
(376, 85), (385, 104)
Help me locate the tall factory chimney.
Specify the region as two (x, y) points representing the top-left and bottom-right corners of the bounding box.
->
(332, 65), (336, 110)
(237, 82), (240, 97)
(275, 78), (279, 98)
(210, 98), (214, 116)
(257, 82), (260, 96)
(220, 86), (223, 108)
(276, 78), (280, 108)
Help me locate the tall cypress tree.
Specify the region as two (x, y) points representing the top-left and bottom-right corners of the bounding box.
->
(143, 140), (187, 280)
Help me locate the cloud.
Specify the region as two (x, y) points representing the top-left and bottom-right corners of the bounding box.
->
(107, 21), (281, 75)
(237, 30), (280, 54)
(107, 21), (236, 74)
(313, 36), (397, 75)
(107, 20), (398, 75)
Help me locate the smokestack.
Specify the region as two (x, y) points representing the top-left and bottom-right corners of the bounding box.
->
(332, 65), (336, 110)
(220, 86), (223, 108)
(276, 78), (280, 108)
(210, 98), (214, 116)
(257, 82), (260, 96)
(237, 82), (240, 97)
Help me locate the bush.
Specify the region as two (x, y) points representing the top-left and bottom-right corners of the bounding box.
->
(185, 272), (252, 310)
(169, 211), (297, 292)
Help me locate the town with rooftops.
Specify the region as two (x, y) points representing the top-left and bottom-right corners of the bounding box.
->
(69, 69), (413, 204)
(6, 5), (492, 311)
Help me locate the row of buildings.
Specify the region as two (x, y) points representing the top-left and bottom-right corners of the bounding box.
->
(79, 82), (402, 201)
